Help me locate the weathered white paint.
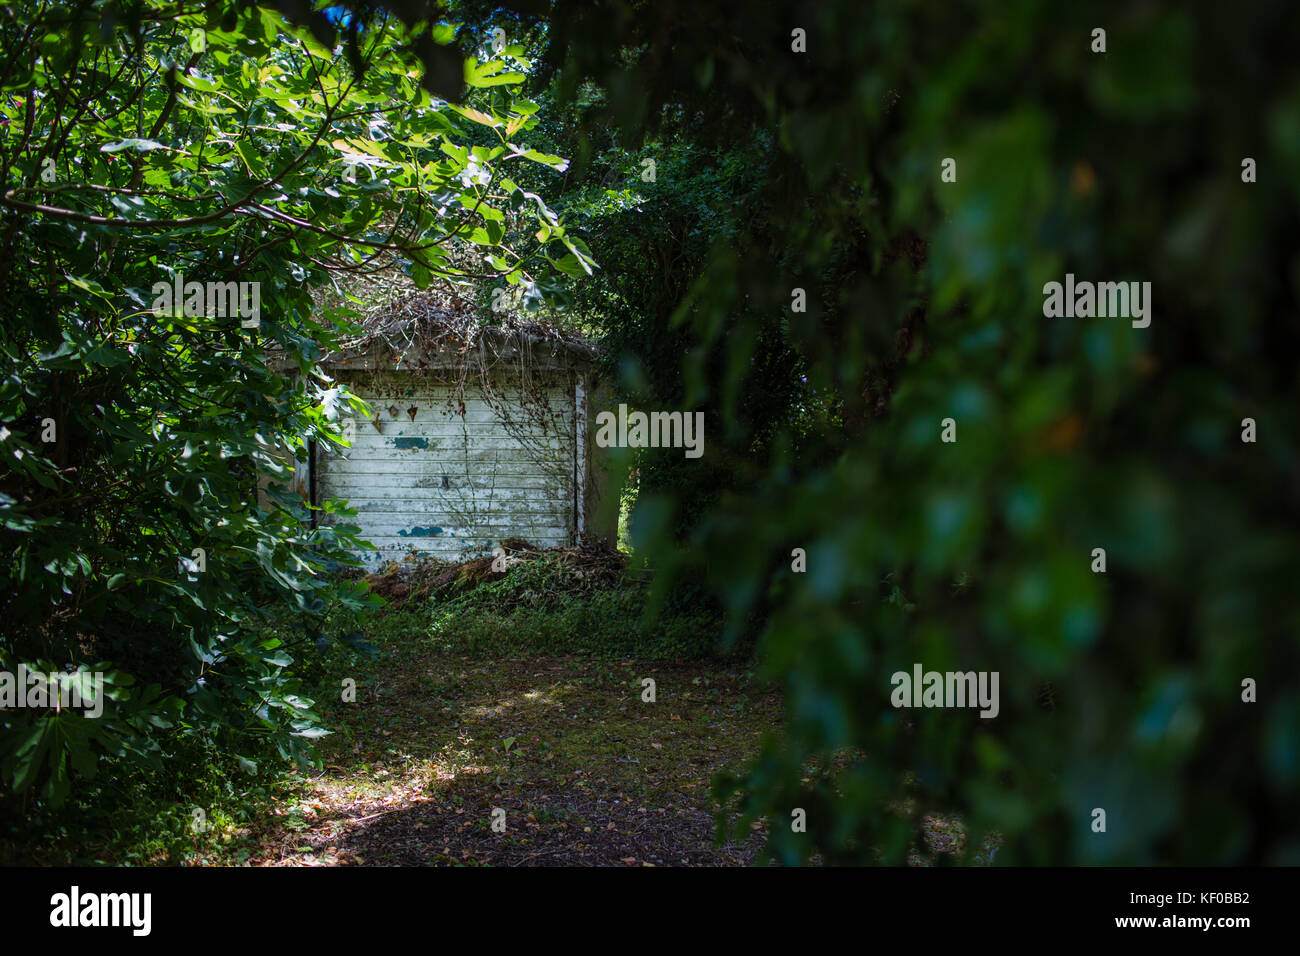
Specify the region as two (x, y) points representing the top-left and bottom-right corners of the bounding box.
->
(316, 374), (577, 567)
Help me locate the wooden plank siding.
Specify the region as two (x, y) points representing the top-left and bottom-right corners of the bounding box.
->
(315, 372), (579, 567)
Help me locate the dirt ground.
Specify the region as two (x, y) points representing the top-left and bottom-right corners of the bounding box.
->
(250, 646), (781, 866)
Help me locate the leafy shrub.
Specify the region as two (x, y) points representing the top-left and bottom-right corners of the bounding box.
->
(419, 551), (729, 659)
(0, 2), (586, 815)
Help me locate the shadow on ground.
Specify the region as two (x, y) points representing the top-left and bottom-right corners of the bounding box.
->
(251, 650), (779, 866)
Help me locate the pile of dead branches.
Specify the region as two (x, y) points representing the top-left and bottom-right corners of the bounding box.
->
(548, 538), (628, 591)
(334, 291), (596, 367)
(361, 538), (628, 612)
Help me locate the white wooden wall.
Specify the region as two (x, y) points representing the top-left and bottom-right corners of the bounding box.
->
(317, 374), (578, 567)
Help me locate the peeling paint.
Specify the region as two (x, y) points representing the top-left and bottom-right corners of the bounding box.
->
(319, 378), (576, 568)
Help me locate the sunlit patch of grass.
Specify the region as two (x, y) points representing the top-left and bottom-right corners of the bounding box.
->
(246, 621), (781, 865)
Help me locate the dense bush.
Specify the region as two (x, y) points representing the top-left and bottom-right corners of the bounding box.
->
(0, 1), (587, 816)
(365, 550), (729, 659)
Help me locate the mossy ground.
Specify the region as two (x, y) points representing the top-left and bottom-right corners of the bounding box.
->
(5, 550), (994, 866)
(250, 629), (781, 866)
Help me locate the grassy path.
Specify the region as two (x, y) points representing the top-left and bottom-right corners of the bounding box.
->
(249, 639), (781, 866)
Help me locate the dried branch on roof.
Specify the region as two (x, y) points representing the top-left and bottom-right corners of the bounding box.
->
(325, 289), (597, 372)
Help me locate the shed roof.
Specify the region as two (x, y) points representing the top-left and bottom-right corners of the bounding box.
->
(320, 291), (598, 373)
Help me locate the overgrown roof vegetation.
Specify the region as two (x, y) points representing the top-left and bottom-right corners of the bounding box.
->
(326, 289), (598, 366)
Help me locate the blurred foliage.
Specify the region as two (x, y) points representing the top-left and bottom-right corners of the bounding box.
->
(414, 0), (1299, 864)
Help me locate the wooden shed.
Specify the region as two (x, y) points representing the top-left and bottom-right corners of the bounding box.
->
(275, 295), (612, 568)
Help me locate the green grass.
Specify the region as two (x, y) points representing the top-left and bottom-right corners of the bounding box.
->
(248, 630), (781, 865)
(2, 552), (997, 867)
(0, 551), (739, 865)
(376, 550), (730, 660)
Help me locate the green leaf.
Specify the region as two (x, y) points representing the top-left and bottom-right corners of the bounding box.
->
(547, 253), (593, 278)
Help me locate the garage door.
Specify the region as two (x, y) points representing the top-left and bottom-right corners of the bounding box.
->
(317, 373), (577, 567)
